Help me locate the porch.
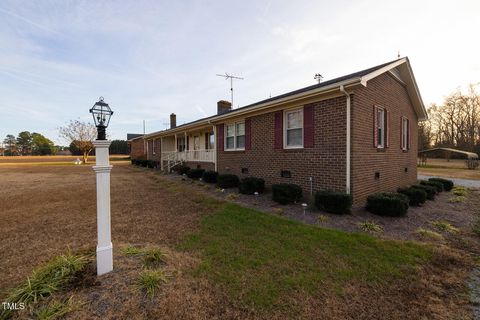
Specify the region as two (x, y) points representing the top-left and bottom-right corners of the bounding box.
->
(159, 126), (216, 171)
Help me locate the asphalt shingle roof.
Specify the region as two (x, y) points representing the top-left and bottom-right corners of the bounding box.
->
(146, 58), (401, 136)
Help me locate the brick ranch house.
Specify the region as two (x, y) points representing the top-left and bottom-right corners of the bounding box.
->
(129, 57), (427, 205)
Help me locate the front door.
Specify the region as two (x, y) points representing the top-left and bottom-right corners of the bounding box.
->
(194, 136), (200, 159)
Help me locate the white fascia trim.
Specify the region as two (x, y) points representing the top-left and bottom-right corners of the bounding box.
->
(360, 58), (407, 86)
(405, 61), (428, 121)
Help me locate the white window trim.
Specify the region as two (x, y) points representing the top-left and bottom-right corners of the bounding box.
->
(283, 107), (304, 149)
(152, 139), (156, 154)
(224, 121), (245, 151)
(401, 116), (409, 151)
(376, 107), (385, 149)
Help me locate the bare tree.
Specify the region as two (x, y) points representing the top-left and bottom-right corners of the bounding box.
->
(424, 84), (480, 155)
(59, 120), (97, 163)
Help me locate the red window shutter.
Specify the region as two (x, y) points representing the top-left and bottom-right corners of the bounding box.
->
(400, 117), (404, 150)
(407, 118), (411, 150)
(245, 118), (252, 150)
(304, 105), (314, 148)
(205, 133), (208, 149)
(274, 111), (283, 149)
(385, 110), (390, 148)
(373, 106), (378, 147)
(217, 124), (224, 151)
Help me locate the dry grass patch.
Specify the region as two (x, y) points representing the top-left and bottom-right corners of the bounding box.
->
(432, 221), (460, 234)
(416, 228), (444, 240)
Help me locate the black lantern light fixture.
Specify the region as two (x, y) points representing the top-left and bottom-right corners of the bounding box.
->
(89, 96), (113, 140)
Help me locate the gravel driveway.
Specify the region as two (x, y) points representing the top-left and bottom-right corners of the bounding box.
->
(418, 174), (480, 188)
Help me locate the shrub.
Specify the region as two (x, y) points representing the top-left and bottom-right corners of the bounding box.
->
(366, 192), (409, 217)
(452, 186), (468, 196)
(187, 168), (205, 179)
(202, 171), (218, 183)
(397, 187), (427, 206)
(138, 270), (169, 298)
(411, 184), (436, 200)
(217, 174), (240, 188)
(238, 177), (265, 195)
(428, 178), (454, 191)
(314, 190), (352, 214)
(146, 160), (158, 168)
(272, 183), (302, 205)
(175, 164), (190, 175)
(357, 221), (383, 233)
(420, 180), (443, 192)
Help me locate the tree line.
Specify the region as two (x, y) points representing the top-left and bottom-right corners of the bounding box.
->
(2, 132), (57, 156)
(419, 84), (480, 156)
(2, 123), (128, 159)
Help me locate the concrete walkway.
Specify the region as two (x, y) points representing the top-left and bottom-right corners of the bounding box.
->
(418, 174), (480, 188)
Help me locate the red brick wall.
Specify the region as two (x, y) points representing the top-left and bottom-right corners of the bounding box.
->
(216, 96), (347, 198)
(350, 72), (418, 205)
(129, 138), (145, 159)
(146, 139), (162, 162)
(185, 161), (215, 171)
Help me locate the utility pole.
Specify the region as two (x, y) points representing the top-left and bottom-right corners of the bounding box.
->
(216, 73), (244, 108)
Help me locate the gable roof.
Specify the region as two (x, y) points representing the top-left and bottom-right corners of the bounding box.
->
(144, 57), (426, 139)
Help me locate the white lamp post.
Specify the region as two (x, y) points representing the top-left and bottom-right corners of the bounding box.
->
(90, 97), (114, 276)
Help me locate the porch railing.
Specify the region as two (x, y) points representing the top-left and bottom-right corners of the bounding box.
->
(161, 149), (215, 163)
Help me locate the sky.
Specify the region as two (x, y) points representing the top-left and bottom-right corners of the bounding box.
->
(0, 0), (479, 145)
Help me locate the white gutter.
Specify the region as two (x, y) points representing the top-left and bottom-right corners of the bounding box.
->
(339, 85), (351, 194)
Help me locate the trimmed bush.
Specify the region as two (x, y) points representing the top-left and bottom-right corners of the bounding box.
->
(238, 177), (265, 195)
(146, 160), (158, 168)
(202, 171), (218, 183)
(314, 190), (352, 214)
(428, 178), (454, 191)
(366, 192), (409, 217)
(420, 180), (443, 192)
(272, 184), (302, 205)
(175, 165), (190, 175)
(411, 184), (436, 200)
(397, 187), (427, 206)
(217, 174), (240, 188)
(187, 168), (205, 179)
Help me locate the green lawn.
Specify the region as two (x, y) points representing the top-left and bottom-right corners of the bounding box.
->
(182, 203), (432, 311)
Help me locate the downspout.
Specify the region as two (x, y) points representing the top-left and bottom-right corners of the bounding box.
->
(208, 121), (217, 171)
(213, 124), (217, 171)
(340, 85), (351, 194)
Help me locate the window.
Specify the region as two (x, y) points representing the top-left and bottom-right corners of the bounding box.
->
(225, 121), (245, 150)
(236, 123), (245, 148)
(177, 137), (186, 152)
(401, 117), (409, 150)
(376, 108), (385, 148)
(207, 132), (215, 149)
(285, 108), (303, 148)
(152, 139), (156, 154)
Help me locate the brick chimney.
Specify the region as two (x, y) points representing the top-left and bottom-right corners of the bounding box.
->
(217, 100), (232, 115)
(170, 113), (176, 129)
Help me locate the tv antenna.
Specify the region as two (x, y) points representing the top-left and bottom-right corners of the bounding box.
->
(216, 72), (243, 108)
(314, 73), (323, 84)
